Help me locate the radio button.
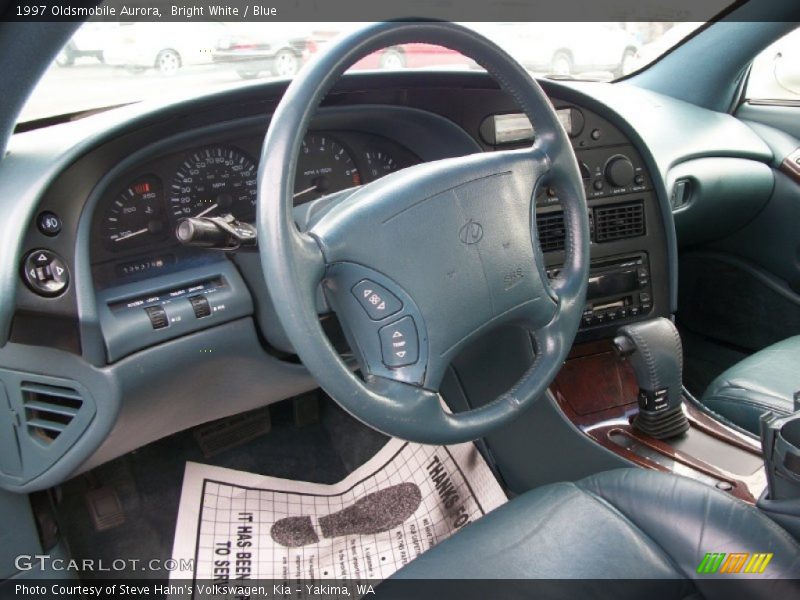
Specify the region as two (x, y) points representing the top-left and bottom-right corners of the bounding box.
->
(352, 280), (402, 321)
(604, 155), (636, 188)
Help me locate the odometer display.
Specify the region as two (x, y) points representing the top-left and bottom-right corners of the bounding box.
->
(169, 145), (257, 222)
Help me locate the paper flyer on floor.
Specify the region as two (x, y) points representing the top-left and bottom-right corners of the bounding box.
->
(171, 438), (507, 596)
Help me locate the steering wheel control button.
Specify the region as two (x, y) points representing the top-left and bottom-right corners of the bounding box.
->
(22, 249), (69, 296)
(188, 295), (212, 319)
(352, 280), (402, 321)
(379, 316), (419, 368)
(144, 305), (168, 330)
(37, 212), (62, 236)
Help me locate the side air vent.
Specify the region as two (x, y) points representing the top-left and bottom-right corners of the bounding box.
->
(594, 201), (645, 243)
(537, 211), (566, 253)
(20, 381), (84, 444)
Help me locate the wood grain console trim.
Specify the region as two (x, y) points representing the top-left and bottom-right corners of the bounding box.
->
(551, 341), (764, 504)
(779, 147), (800, 185)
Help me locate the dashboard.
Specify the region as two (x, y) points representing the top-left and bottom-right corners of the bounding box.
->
(69, 92), (667, 366)
(2, 69), (772, 491)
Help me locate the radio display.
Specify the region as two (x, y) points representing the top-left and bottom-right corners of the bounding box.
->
(587, 269), (638, 300)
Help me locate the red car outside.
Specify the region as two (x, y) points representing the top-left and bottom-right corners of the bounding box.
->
(352, 43), (475, 70)
(306, 30), (474, 71)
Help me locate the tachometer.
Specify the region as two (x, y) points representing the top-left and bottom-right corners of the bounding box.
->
(293, 134), (361, 205)
(169, 145), (257, 222)
(102, 176), (168, 251)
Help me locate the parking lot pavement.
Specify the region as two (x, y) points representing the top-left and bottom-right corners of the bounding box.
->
(19, 61), (278, 123)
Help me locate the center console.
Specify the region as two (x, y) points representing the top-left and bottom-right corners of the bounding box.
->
(551, 324), (768, 504)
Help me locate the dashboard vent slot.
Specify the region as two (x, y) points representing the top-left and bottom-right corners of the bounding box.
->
(537, 211), (566, 253)
(20, 382), (84, 444)
(594, 201), (645, 243)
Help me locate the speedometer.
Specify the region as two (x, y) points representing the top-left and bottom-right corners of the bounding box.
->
(168, 145), (257, 222)
(293, 134), (361, 205)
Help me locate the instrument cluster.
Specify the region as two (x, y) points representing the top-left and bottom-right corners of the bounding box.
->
(92, 131), (418, 276)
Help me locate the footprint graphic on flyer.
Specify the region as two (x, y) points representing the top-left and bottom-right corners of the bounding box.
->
(270, 482), (422, 547)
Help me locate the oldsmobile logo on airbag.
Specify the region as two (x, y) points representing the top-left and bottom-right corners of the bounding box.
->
(459, 219), (484, 245)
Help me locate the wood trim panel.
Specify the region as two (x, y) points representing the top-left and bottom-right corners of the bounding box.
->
(779, 147), (800, 185)
(552, 341), (764, 504)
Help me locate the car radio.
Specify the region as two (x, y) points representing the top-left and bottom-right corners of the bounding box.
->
(547, 252), (652, 329)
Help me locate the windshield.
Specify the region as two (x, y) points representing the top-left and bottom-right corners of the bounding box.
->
(21, 21), (703, 123)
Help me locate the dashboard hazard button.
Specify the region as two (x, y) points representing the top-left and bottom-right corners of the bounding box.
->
(352, 279), (402, 321)
(379, 316), (419, 368)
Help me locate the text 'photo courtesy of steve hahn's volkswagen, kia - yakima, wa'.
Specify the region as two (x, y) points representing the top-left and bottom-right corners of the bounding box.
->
(1, 0), (800, 598)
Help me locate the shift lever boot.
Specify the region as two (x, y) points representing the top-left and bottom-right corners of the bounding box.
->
(614, 318), (689, 439)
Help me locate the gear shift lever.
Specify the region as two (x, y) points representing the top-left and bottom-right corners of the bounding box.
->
(613, 318), (689, 439)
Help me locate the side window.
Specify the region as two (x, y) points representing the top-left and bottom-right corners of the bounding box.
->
(746, 27), (800, 103)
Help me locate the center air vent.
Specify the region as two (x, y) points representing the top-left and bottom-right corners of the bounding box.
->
(537, 211), (566, 252)
(594, 201), (645, 243)
(21, 381), (84, 444)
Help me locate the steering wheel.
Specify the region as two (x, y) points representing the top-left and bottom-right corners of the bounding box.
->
(257, 21), (589, 444)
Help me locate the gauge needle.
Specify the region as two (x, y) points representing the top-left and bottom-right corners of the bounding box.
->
(114, 228), (149, 242)
(293, 185), (317, 199)
(195, 203), (219, 218)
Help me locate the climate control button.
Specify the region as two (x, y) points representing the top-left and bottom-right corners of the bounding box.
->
(379, 316), (419, 368)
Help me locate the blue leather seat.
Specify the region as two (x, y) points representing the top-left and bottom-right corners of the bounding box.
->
(391, 469), (799, 592)
(701, 336), (800, 435)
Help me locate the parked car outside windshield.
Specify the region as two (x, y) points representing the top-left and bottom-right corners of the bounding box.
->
(21, 21), (702, 123)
